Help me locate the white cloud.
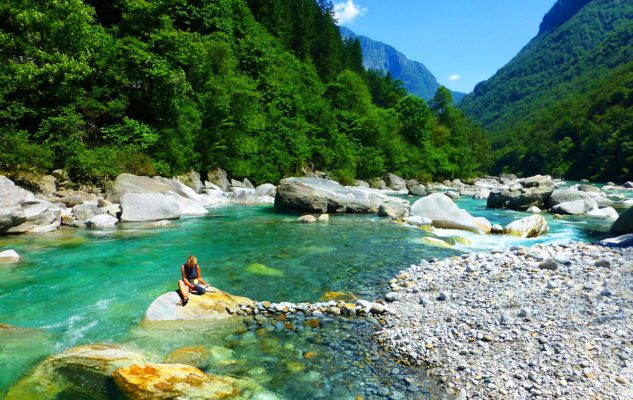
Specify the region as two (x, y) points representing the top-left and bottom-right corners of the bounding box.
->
(448, 74), (461, 82)
(334, 0), (367, 24)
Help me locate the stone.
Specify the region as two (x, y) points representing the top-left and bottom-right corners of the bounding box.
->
(410, 193), (491, 233)
(546, 188), (591, 208)
(594, 259), (610, 268)
(98, 199), (112, 207)
(538, 259), (558, 271)
(318, 213), (329, 222)
(378, 203), (397, 218)
(409, 184), (427, 196)
(12, 172), (56, 195)
(113, 363), (244, 400)
(230, 178), (243, 188)
(403, 216), (432, 226)
(0, 177), (62, 234)
(437, 292), (449, 301)
(370, 303), (386, 314)
(473, 189), (490, 200)
(491, 224), (504, 234)
(578, 184), (601, 193)
(120, 193), (181, 222)
(527, 206), (541, 213)
(297, 215), (317, 223)
(587, 206), (619, 220)
(144, 287), (253, 322)
(0, 249), (20, 263)
(274, 177), (394, 214)
(611, 207), (633, 234)
(72, 203), (102, 221)
(255, 183), (276, 197)
(353, 180), (369, 187)
(242, 178), (255, 189)
(600, 234), (633, 247)
(5, 344), (145, 400)
(622, 181), (633, 189)
(175, 170), (203, 193)
(445, 191), (460, 200)
(487, 175), (554, 211)
(551, 198), (597, 215)
(504, 215), (549, 238)
(107, 174), (175, 203)
(207, 168), (229, 192)
(150, 220), (171, 227)
(385, 292), (402, 302)
(85, 214), (118, 228)
(51, 169), (69, 181)
(369, 178), (386, 189)
(384, 173), (407, 190)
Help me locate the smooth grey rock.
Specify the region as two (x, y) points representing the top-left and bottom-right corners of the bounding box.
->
(578, 184), (601, 193)
(0, 249), (20, 263)
(554, 255), (571, 265)
(72, 204), (102, 221)
(318, 213), (329, 222)
(600, 234), (633, 247)
(242, 178), (255, 189)
(473, 189), (490, 200)
(437, 292), (449, 301)
(403, 216), (432, 226)
(206, 168), (229, 192)
(410, 193), (490, 233)
(551, 198), (597, 215)
(587, 206), (619, 220)
(539, 259), (558, 271)
(107, 174), (174, 203)
(445, 191), (460, 200)
(176, 170), (203, 193)
(353, 180), (369, 188)
(409, 184), (427, 196)
(527, 206), (541, 213)
(274, 177), (390, 213)
(546, 188), (590, 208)
(491, 224), (504, 234)
(120, 193), (181, 222)
(297, 215), (317, 224)
(85, 214), (118, 228)
(384, 173), (406, 190)
(385, 292), (402, 302)
(378, 203), (397, 218)
(255, 183), (276, 197)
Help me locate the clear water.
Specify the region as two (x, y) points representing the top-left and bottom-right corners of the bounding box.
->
(0, 192), (626, 399)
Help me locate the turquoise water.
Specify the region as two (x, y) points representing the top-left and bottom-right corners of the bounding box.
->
(0, 194), (623, 399)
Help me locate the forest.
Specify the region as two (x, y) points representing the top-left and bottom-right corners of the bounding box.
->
(0, 0), (490, 185)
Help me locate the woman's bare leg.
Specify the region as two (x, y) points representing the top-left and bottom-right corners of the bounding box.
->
(178, 280), (190, 300)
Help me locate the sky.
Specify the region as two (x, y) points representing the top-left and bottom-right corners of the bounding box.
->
(334, 0), (558, 93)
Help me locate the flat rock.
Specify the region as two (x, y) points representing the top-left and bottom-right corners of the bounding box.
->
(144, 288), (253, 322)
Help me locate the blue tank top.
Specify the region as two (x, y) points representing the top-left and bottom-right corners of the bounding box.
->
(184, 264), (197, 280)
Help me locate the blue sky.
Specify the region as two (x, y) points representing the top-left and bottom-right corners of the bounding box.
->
(335, 0), (557, 93)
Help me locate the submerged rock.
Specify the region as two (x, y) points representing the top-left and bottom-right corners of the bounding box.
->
(144, 287), (253, 322)
(297, 215), (317, 223)
(0, 249), (20, 263)
(6, 344), (145, 400)
(113, 363), (244, 400)
(504, 215), (549, 238)
(410, 193), (490, 233)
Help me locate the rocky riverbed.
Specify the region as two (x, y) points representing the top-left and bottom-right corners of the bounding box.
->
(376, 242), (633, 399)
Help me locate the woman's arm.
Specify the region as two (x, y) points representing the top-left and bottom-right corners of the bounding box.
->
(196, 265), (208, 286)
(181, 265), (195, 289)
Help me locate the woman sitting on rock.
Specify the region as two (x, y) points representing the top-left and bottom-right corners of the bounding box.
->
(178, 255), (209, 306)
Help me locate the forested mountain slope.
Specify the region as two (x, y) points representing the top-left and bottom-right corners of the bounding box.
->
(0, 0), (489, 184)
(460, 0), (633, 181)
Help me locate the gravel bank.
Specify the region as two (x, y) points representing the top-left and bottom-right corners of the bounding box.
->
(375, 242), (633, 399)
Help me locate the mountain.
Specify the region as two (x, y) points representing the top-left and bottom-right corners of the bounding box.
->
(340, 27), (465, 102)
(460, 0), (633, 181)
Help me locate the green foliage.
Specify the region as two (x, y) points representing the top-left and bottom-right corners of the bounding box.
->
(0, 0), (489, 183)
(461, 0), (633, 181)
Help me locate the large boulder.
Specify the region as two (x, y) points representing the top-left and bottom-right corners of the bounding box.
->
(255, 183), (276, 197)
(587, 206), (619, 220)
(410, 193), (490, 233)
(207, 168), (230, 192)
(384, 173), (406, 191)
(550, 198), (598, 215)
(0, 178), (61, 234)
(144, 287), (253, 322)
(175, 170), (203, 193)
(108, 174), (174, 203)
(487, 176), (554, 211)
(409, 184), (427, 196)
(504, 215), (549, 238)
(120, 193), (181, 222)
(546, 188), (590, 208)
(72, 204), (103, 221)
(112, 363), (245, 400)
(611, 207), (633, 234)
(5, 344), (145, 400)
(274, 177), (389, 213)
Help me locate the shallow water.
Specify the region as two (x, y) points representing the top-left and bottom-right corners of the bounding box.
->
(0, 192), (626, 399)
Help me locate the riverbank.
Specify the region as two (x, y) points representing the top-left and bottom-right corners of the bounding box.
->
(376, 242), (633, 399)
